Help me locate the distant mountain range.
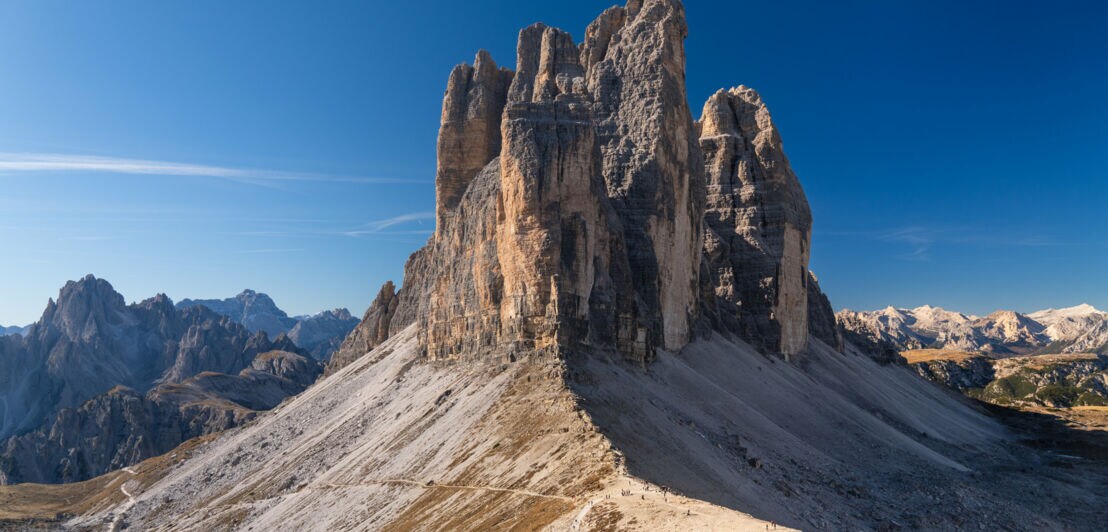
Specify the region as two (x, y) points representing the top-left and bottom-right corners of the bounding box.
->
(177, 290), (358, 360)
(0, 275), (323, 484)
(0, 325), (28, 337)
(837, 303), (1108, 355)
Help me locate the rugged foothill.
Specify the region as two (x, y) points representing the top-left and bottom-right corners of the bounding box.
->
(0, 275), (322, 484)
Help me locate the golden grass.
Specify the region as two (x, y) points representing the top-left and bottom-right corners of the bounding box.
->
(901, 349), (982, 364)
(0, 433), (220, 522)
(0, 470), (123, 521)
(384, 363), (614, 531)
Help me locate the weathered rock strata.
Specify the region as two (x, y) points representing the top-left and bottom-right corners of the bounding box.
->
(346, 0), (836, 365)
(698, 86), (813, 358)
(435, 50), (514, 229)
(327, 281), (399, 373)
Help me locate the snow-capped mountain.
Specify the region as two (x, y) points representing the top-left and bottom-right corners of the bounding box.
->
(838, 303), (1107, 355)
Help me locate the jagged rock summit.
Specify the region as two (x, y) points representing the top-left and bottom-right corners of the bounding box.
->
(178, 289), (298, 338)
(839, 303), (1108, 355)
(178, 289), (357, 360)
(0, 275), (321, 484)
(331, 0), (835, 370)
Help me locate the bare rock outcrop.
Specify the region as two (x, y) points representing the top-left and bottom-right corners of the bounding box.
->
(339, 0), (834, 365)
(177, 289), (298, 338)
(435, 51), (514, 229)
(415, 0), (705, 364)
(0, 350), (321, 485)
(586, 0), (705, 353)
(326, 281), (399, 374)
(698, 86), (813, 358)
(286, 308), (359, 361)
(807, 272), (844, 351)
(0, 276), (320, 484)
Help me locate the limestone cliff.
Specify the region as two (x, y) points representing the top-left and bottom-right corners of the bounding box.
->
(417, 0), (705, 364)
(435, 50), (513, 230)
(327, 281), (399, 373)
(698, 86), (814, 358)
(344, 0), (834, 365)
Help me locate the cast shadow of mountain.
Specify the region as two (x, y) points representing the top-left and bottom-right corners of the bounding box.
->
(569, 334), (1108, 531)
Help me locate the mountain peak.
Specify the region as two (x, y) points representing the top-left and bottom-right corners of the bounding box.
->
(43, 274), (130, 335)
(1028, 303), (1107, 325)
(177, 289), (295, 338)
(1059, 303), (1102, 315)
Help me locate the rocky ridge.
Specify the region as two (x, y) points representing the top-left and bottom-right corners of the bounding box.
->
(178, 289), (358, 360)
(177, 289), (298, 338)
(909, 351), (1108, 409)
(286, 308), (358, 361)
(0, 325), (28, 337)
(0, 276), (321, 484)
(838, 303), (1108, 355)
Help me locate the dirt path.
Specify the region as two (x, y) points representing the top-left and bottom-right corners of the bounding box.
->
(108, 468), (138, 531)
(554, 476), (797, 532)
(569, 498), (597, 530)
(319, 478), (574, 502)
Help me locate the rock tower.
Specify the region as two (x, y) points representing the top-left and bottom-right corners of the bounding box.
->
(332, 0), (839, 370)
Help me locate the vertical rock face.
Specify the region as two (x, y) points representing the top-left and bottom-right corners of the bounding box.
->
(350, 0), (836, 364)
(327, 281), (399, 373)
(435, 51), (514, 230)
(585, 0), (705, 352)
(418, 0), (705, 363)
(422, 158), (506, 360)
(491, 23), (608, 359)
(807, 272), (844, 351)
(698, 86), (814, 358)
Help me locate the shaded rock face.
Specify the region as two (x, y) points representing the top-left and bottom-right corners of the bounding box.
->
(348, 0), (835, 364)
(178, 289), (297, 338)
(178, 290), (357, 360)
(415, 0), (705, 364)
(0, 275), (320, 484)
(287, 308), (359, 361)
(807, 273), (844, 352)
(698, 87), (813, 358)
(327, 281), (401, 373)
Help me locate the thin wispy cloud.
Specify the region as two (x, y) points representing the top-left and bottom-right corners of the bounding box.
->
(344, 211), (435, 237)
(0, 153), (424, 185)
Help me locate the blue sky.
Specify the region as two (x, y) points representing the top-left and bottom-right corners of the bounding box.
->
(1, 1), (1105, 325)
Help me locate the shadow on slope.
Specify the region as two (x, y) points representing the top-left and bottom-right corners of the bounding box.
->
(980, 401), (1108, 462)
(569, 334), (1108, 530)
